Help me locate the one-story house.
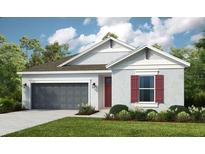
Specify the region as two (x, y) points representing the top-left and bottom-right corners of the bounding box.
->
(18, 37), (190, 111)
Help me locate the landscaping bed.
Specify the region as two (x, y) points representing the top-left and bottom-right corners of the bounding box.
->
(4, 117), (205, 137)
(76, 104), (98, 115)
(4, 104), (205, 137)
(105, 104), (205, 123)
(76, 110), (99, 115)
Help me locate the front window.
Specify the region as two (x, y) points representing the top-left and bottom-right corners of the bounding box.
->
(139, 76), (154, 102)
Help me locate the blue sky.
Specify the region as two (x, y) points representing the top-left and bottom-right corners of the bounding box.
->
(0, 17), (205, 54)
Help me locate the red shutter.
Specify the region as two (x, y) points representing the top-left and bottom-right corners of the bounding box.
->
(155, 75), (164, 103)
(131, 75), (139, 103)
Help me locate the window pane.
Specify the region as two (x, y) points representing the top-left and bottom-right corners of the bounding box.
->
(139, 89), (154, 101)
(140, 76), (154, 88)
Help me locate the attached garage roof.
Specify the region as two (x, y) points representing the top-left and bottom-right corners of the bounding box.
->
(21, 54), (107, 72)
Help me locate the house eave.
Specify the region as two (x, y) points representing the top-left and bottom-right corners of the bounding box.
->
(17, 70), (112, 75)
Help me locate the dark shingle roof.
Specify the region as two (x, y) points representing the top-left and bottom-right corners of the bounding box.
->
(22, 55), (107, 72)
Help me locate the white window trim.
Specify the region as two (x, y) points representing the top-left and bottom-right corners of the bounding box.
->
(135, 103), (158, 108)
(134, 71), (159, 107)
(138, 75), (156, 104)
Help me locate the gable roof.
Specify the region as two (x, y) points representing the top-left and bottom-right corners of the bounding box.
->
(20, 54), (107, 73)
(58, 37), (136, 67)
(106, 45), (190, 68)
(22, 54), (76, 72)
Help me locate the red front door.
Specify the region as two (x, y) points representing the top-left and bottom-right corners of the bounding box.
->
(105, 77), (112, 107)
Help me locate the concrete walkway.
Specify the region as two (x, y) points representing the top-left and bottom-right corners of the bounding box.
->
(0, 110), (78, 136)
(0, 109), (109, 136)
(89, 108), (109, 118)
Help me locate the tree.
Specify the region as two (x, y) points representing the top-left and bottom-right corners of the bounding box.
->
(43, 42), (69, 63)
(0, 34), (27, 101)
(170, 33), (205, 107)
(170, 47), (194, 61)
(20, 36), (44, 67)
(29, 48), (44, 66)
(0, 34), (6, 44)
(194, 32), (205, 49)
(152, 44), (163, 51)
(102, 32), (118, 40)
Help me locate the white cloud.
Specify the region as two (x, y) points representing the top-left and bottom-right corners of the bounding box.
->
(191, 32), (203, 42)
(48, 17), (205, 53)
(79, 42), (95, 52)
(68, 34), (96, 51)
(78, 34), (96, 44)
(130, 17), (205, 50)
(97, 17), (131, 26)
(83, 18), (92, 26)
(95, 23), (134, 42)
(78, 17), (205, 52)
(48, 27), (76, 45)
(165, 18), (205, 35)
(138, 23), (151, 31)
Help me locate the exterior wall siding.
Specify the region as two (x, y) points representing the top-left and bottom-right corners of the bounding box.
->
(112, 68), (184, 111)
(72, 51), (130, 65)
(71, 41), (131, 65)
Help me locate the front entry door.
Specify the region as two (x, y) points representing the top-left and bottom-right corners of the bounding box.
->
(105, 77), (112, 107)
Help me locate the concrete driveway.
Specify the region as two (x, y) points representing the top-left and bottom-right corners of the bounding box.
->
(0, 110), (78, 136)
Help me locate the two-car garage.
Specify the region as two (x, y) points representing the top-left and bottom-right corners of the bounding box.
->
(31, 83), (88, 109)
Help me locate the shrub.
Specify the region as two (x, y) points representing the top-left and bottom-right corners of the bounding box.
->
(0, 98), (15, 113)
(176, 111), (191, 122)
(202, 112), (205, 122)
(165, 110), (176, 121)
(169, 105), (189, 114)
(134, 108), (147, 121)
(109, 104), (128, 115)
(104, 113), (114, 120)
(116, 110), (131, 121)
(13, 102), (23, 111)
(157, 111), (168, 122)
(129, 110), (137, 120)
(77, 103), (96, 115)
(157, 110), (176, 122)
(147, 111), (158, 121)
(145, 109), (158, 114)
(188, 106), (202, 122)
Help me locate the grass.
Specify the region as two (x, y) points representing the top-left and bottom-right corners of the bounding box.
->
(4, 117), (205, 137)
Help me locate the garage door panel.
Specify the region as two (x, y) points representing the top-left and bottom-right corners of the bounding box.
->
(31, 83), (88, 109)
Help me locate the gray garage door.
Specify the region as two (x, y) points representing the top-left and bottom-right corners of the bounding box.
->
(31, 83), (88, 109)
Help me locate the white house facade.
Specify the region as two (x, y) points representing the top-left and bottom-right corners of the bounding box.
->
(18, 37), (190, 111)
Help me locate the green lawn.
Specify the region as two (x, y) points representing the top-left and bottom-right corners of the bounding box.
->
(4, 117), (205, 137)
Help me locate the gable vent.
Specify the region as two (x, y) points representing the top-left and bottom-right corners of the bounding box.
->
(145, 48), (149, 59)
(110, 39), (113, 48)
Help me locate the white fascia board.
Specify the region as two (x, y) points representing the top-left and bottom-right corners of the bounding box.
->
(106, 45), (190, 68)
(111, 37), (136, 50)
(106, 45), (147, 68)
(17, 70), (112, 75)
(58, 38), (110, 67)
(147, 45), (190, 67)
(58, 37), (136, 67)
